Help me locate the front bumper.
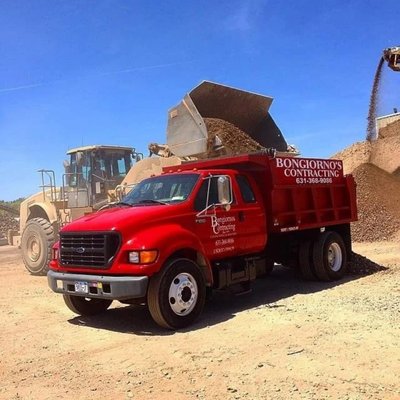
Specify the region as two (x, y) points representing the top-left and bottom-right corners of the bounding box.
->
(47, 270), (148, 301)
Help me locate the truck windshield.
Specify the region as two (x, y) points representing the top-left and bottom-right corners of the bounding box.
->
(123, 173), (199, 205)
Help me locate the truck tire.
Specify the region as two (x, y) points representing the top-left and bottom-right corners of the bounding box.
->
(298, 240), (316, 280)
(312, 231), (347, 281)
(147, 258), (206, 329)
(63, 295), (112, 316)
(21, 217), (55, 275)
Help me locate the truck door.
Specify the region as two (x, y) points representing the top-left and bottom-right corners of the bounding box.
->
(193, 176), (238, 259)
(233, 174), (267, 254)
(192, 174), (266, 259)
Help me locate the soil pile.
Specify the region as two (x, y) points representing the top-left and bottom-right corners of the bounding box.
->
(331, 141), (372, 174)
(333, 130), (400, 242)
(332, 130), (400, 176)
(347, 251), (387, 275)
(351, 163), (400, 241)
(0, 213), (19, 238)
(204, 118), (265, 156)
(379, 118), (400, 138)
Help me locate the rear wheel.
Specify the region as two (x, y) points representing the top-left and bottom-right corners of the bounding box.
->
(312, 231), (347, 281)
(21, 217), (55, 275)
(147, 258), (206, 329)
(298, 240), (317, 280)
(63, 295), (112, 316)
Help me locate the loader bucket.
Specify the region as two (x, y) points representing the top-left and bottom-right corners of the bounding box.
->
(383, 47), (400, 72)
(167, 81), (288, 158)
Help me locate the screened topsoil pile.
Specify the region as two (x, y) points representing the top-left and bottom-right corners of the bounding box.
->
(0, 213), (18, 238)
(204, 118), (265, 156)
(332, 141), (372, 174)
(379, 118), (400, 139)
(332, 118), (400, 242)
(351, 163), (400, 241)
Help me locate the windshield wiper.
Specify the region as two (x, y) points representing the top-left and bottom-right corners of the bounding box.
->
(136, 199), (169, 205)
(97, 201), (133, 211)
(114, 201), (133, 207)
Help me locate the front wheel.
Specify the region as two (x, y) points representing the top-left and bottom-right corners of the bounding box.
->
(147, 258), (206, 329)
(63, 295), (112, 316)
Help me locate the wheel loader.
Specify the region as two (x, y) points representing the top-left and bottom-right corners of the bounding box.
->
(12, 81), (295, 275)
(9, 145), (142, 274)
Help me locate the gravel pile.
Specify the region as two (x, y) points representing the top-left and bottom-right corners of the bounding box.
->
(379, 118), (400, 139)
(332, 115), (400, 242)
(204, 118), (265, 157)
(347, 251), (387, 275)
(351, 163), (400, 241)
(0, 213), (19, 238)
(331, 141), (372, 174)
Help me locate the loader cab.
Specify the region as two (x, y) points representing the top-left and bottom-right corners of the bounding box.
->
(65, 145), (139, 208)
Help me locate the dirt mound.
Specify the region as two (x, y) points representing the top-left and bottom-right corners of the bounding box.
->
(331, 141), (371, 174)
(369, 134), (400, 175)
(332, 134), (400, 176)
(204, 118), (265, 156)
(347, 251), (387, 275)
(379, 118), (400, 139)
(0, 213), (19, 238)
(351, 163), (400, 242)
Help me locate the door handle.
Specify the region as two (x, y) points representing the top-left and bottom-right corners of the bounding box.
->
(238, 211), (245, 222)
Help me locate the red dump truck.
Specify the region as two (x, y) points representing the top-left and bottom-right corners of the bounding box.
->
(48, 153), (357, 329)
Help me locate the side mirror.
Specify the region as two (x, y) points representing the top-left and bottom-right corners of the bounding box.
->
(217, 176), (232, 206)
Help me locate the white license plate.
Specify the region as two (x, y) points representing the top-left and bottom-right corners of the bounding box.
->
(74, 281), (88, 294)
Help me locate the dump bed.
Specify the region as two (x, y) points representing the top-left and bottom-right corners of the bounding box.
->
(266, 155), (357, 232)
(165, 153), (357, 233)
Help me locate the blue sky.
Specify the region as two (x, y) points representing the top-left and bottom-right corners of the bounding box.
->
(1, 0), (399, 201)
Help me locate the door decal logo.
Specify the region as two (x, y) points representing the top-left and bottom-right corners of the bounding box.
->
(211, 215), (236, 235)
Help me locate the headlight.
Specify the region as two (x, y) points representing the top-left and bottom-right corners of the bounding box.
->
(128, 251), (140, 263)
(128, 250), (158, 264)
(52, 248), (59, 260)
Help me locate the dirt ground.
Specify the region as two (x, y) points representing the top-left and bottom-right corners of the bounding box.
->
(0, 243), (399, 400)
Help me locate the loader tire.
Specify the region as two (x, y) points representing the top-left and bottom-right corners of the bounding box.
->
(63, 295), (112, 316)
(21, 217), (55, 276)
(298, 240), (317, 280)
(312, 231), (347, 281)
(147, 258), (206, 330)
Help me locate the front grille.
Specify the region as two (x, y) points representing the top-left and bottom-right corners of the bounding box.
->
(60, 232), (120, 269)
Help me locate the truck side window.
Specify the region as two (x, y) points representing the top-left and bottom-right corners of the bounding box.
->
(236, 175), (256, 203)
(194, 178), (219, 211)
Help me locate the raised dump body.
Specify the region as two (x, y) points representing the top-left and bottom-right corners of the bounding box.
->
(166, 81), (290, 158)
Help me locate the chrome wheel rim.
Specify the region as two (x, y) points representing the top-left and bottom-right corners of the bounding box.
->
(168, 273), (198, 316)
(328, 243), (342, 272)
